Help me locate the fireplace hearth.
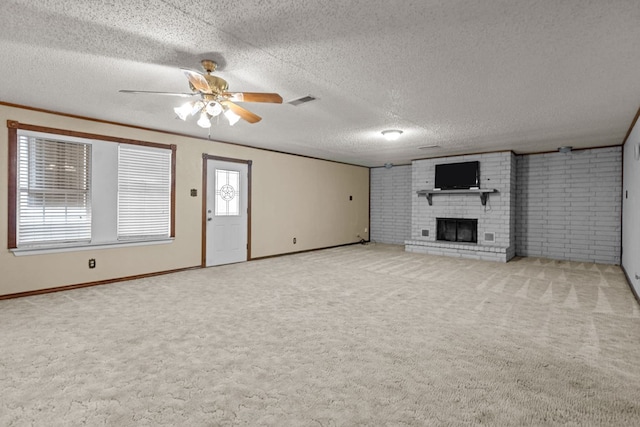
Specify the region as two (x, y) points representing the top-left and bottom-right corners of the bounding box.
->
(437, 218), (478, 243)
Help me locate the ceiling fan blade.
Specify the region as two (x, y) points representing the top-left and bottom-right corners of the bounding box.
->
(181, 69), (211, 93)
(119, 89), (196, 97)
(221, 101), (262, 123)
(223, 92), (283, 104)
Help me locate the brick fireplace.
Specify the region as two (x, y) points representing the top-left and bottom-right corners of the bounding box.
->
(405, 152), (516, 262)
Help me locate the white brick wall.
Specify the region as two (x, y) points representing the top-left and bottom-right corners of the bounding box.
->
(370, 147), (621, 265)
(408, 152), (516, 262)
(370, 165), (412, 244)
(516, 147), (622, 264)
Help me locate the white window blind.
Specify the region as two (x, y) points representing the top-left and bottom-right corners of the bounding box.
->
(17, 135), (92, 246)
(117, 145), (171, 240)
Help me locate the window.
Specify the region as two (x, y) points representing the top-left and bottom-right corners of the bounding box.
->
(117, 145), (172, 240)
(17, 135), (92, 245)
(8, 121), (176, 251)
(214, 168), (240, 216)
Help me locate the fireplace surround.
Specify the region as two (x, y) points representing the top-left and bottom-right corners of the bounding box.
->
(406, 152), (516, 262)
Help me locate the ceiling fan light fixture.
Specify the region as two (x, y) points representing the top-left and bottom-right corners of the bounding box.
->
(122, 60), (282, 128)
(197, 112), (212, 128)
(224, 108), (241, 126)
(382, 129), (403, 141)
(191, 101), (205, 116)
(174, 102), (193, 121)
(205, 101), (223, 117)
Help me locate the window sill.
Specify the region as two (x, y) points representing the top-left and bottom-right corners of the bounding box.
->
(11, 238), (174, 256)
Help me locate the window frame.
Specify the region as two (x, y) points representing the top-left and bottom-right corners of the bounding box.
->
(7, 120), (176, 250)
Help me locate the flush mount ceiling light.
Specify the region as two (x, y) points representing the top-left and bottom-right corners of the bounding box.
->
(382, 129), (403, 141)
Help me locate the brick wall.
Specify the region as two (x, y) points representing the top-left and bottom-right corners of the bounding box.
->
(408, 152), (516, 261)
(370, 165), (412, 244)
(516, 147), (622, 264)
(370, 147), (621, 264)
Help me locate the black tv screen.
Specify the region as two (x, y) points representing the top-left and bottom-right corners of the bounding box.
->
(435, 161), (480, 190)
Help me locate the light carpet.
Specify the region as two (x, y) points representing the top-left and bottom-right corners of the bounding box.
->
(1, 243), (639, 426)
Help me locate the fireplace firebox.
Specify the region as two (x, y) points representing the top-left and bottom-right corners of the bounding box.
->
(437, 218), (478, 243)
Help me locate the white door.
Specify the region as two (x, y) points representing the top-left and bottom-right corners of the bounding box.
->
(205, 159), (249, 266)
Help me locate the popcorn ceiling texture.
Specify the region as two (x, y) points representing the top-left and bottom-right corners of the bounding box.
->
(1, 244), (639, 425)
(0, 1), (639, 166)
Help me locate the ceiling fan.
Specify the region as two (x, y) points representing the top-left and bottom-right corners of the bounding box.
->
(120, 59), (283, 128)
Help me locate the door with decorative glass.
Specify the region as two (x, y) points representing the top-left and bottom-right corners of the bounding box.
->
(205, 158), (249, 266)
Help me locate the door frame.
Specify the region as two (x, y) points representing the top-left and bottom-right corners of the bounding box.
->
(201, 154), (252, 267)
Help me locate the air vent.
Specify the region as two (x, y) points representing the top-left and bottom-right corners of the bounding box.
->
(418, 145), (440, 150)
(484, 232), (495, 242)
(288, 95), (317, 106)
(422, 229), (429, 237)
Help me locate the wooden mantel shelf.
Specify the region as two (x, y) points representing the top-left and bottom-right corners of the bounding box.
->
(416, 188), (498, 206)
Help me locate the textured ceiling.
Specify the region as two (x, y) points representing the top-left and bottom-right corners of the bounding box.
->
(1, 0), (639, 167)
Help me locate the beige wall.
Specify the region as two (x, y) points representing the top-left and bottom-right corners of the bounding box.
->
(0, 105), (370, 296)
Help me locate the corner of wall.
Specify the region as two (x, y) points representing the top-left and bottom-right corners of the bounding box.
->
(622, 108), (640, 297)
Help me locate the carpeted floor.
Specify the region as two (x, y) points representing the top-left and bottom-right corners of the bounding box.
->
(1, 243), (639, 426)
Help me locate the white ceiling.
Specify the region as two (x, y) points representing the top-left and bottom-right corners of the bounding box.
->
(1, 0), (639, 167)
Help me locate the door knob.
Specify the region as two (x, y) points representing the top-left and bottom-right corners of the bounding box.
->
(207, 217), (212, 221)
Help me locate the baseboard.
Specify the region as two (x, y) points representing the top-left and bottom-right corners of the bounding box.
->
(250, 241), (368, 261)
(620, 265), (640, 306)
(0, 266), (201, 300)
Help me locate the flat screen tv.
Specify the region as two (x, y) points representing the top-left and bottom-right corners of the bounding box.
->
(434, 161), (480, 190)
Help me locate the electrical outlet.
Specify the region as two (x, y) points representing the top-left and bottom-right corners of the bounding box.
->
(88, 258), (96, 269)
(364, 227), (368, 233)
(293, 237), (297, 244)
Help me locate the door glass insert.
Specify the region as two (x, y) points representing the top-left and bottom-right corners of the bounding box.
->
(215, 169), (240, 216)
